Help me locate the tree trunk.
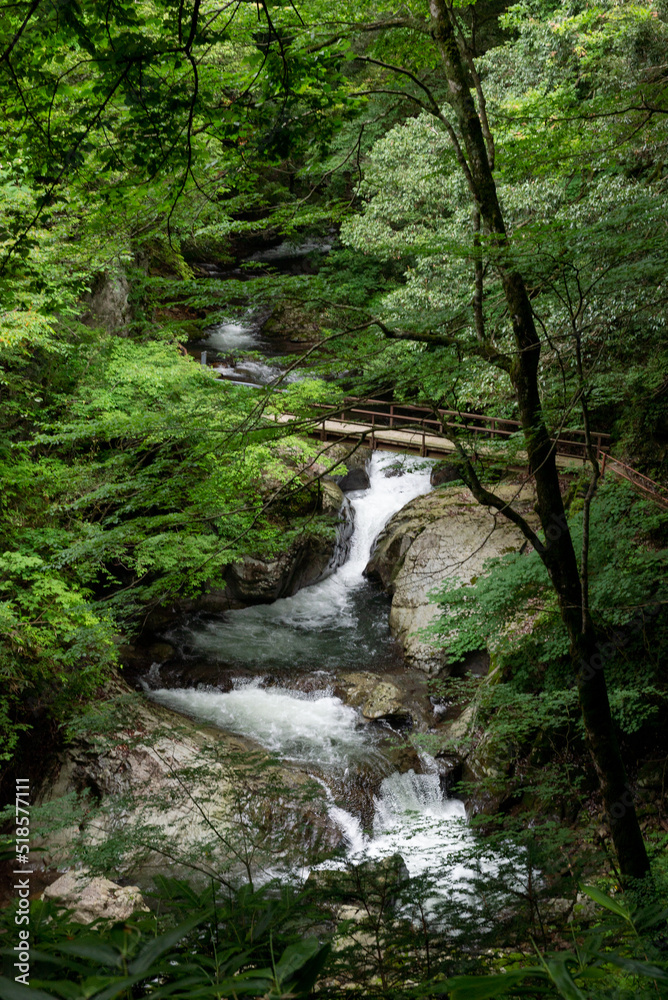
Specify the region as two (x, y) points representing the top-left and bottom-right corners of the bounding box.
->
(429, 0), (650, 882)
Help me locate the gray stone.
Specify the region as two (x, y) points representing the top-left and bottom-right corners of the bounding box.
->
(146, 642), (174, 663)
(430, 457), (464, 487)
(361, 681), (403, 720)
(335, 670), (432, 731)
(570, 892), (599, 923)
(321, 478), (346, 513)
(224, 530), (342, 602)
(336, 468), (370, 492)
(365, 483), (538, 672)
(37, 684), (337, 878)
(42, 871), (149, 924)
(81, 267), (131, 334)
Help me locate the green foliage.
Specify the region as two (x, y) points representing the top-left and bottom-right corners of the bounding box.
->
(429, 480), (668, 698)
(0, 316), (343, 759)
(0, 879), (330, 1000)
(423, 480), (668, 825)
(444, 885), (668, 999)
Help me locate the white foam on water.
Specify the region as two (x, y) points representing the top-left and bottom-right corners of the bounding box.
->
(145, 450), (503, 900)
(181, 452), (432, 662)
(206, 320), (259, 352)
(148, 679), (375, 769)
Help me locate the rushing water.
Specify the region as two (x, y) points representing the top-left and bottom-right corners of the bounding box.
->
(147, 451), (487, 891)
(163, 452), (431, 672)
(150, 679), (378, 771)
(205, 318), (260, 353)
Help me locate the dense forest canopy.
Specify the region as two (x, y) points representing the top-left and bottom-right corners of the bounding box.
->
(1, 0), (668, 994)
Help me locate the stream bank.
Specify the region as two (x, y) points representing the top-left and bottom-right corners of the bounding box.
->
(35, 453), (497, 897)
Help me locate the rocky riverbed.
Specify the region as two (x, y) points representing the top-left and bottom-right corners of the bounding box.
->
(33, 453), (541, 902)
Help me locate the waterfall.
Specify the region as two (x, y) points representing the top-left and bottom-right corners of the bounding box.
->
(146, 451), (480, 885)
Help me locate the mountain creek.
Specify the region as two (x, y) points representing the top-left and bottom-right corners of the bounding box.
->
(36, 444), (537, 921)
(31, 246), (542, 914)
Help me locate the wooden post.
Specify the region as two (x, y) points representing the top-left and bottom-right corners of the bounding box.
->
(601, 452), (607, 477)
(390, 404), (394, 427)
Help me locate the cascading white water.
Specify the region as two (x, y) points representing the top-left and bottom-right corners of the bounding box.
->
(146, 451), (482, 885)
(149, 679), (380, 770)
(213, 359), (303, 386)
(205, 318), (259, 352)
(167, 452), (432, 667)
(328, 765), (474, 878)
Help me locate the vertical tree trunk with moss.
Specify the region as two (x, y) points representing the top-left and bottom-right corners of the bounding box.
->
(429, 0), (649, 882)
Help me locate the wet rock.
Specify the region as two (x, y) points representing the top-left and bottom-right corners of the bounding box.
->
(430, 456), (464, 487)
(37, 684), (334, 879)
(380, 739), (424, 775)
(435, 754), (464, 797)
(336, 468), (370, 492)
(335, 670), (433, 732)
(365, 484), (538, 672)
(146, 642), (175, 664)
(145, 528), (346, 631)
(224, 538), (330, 602)
(330, 444), (372, 471)
(42, 871), (149, 924)
(321, 478), (346, 512)
(447, 703), (477, 743)
(361, 681), (403, 720)
(336, 672), (405, 723)
(570, 892), (599, 923)
(459, 721), (516, 819)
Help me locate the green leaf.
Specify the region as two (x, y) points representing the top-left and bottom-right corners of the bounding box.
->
(273, 937), (322, 982)
(603, 953), (668, 981)
(128, 909), (213, 975)
(56, 942), (123, 968)
(580, 885), (631, 921)
(542, 959), (587, 1000)
(444, 970), (543, 999)
(0, 978), (59, 1000)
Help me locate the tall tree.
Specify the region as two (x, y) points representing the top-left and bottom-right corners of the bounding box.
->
(327, 0), (668, 881)
(424, 0), (650, 881)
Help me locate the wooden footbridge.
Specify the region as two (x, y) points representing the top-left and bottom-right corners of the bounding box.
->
(302, 397), (668, 507)
(311, 398), (607, 469)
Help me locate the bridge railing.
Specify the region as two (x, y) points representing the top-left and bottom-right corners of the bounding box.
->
(600, 454), (668, 509)
(316, 398), (611, 460)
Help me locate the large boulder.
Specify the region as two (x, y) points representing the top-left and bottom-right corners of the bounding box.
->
(143, 517), (353, 631)
(430, 456), (465, 487)
(336, 467), (371, 493)
(81, 266), (131, 335)
(36, 684), (340, 880)
(223, 532), (336, 603)
(365, 483), (537, 673)
(335, 671), (432, 730)
(42, 871), (149, 924)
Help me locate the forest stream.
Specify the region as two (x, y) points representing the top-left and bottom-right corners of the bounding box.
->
(140, 451), (494, 897)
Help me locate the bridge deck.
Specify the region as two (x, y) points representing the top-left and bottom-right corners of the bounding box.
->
(316, 418), (587, 469)
(270, 414), (587, 469)
(270, 412), (668, 503)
